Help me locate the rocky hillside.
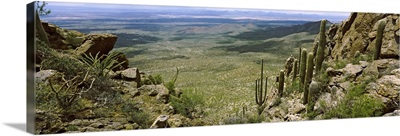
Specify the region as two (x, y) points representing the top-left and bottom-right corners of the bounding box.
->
(34, 22), (200, 134)
(33, 12), (399, 134)
(261, 12), (399, 122)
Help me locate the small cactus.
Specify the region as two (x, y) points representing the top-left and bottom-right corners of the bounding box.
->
(303, 53), (314, 104)
(292, 59), (298, 82)
(315, 19), (326, 73)
(307, 81), (319, 111)
(299, 49), (308, 91)
(374, 20), (386, 60)
(278, 70), (284, 97)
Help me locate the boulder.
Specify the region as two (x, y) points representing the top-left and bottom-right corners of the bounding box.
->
(383, 110), (400, 116)
(150, 115), (169, 129)
(138, 85), (170, 103)
(361, 59), (399, 80)
(341, 64), (363, 80)
(35, 70), (57, 84)
(42, 22), (85, 50)
(366, 69), (400, 113)
(121, 68), (141, 87)
(75, 34), (117, 57)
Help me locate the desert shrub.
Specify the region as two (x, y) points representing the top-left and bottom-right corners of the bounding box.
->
(41, 55), (88, 79)
(64, 31), (83, 48)
(323, 83), (384, 119)
(143, 74), (164, 85)
(79, 51), (125, 77)
(121, 102), (151, 128)
(170, 89), (205, 119)
(284, 80), (300, 97)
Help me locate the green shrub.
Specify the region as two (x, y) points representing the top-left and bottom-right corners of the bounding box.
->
(170, 89), (205, 119)
(323, 83), (384, 119)
(79, 51), (125, 77)
(144, 74), (163, 85)
(122, 102), (151, 128)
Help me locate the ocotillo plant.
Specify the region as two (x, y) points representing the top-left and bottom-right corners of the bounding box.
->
(292, 59), (298, 82)
(303, 53), (314, 104)
(255, 59), (267, 106)
(315, 19), (326, 73)
(278, 70), (284, 97)
(299, 49), (307, 91)
(374, 20), (386, 60)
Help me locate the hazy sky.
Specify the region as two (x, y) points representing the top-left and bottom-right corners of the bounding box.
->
(44, 1), (350, 22)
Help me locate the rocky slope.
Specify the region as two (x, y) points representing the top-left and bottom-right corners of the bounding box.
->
(35, 22), (197, 134)
(264, 12), (399, 122)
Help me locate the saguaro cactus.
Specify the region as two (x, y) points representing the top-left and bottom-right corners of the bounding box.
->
(278, 70), (284, 97)
(299, 49), (307, 91)
(292, 59), (298, 82)
(374, 20), (386, 60)
(298, 47), (302, 74)
(307, 81), (319, 111)
(315, 19), (326, 73)
(303, 53), (314, 104)
(255, 59), (267, 106)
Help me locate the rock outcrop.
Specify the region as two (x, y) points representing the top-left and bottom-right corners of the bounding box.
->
(322, 13), (399, 60)
(75, 34), (117, 57)
(42, 22), (85, 50)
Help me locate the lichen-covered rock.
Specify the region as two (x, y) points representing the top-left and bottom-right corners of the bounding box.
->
(341, 64), (363, 80)
(360, 59), (399, 81)
(41, 22), (85, 50)
(366, 68), (400, 113)
(327, 13), (399, 60)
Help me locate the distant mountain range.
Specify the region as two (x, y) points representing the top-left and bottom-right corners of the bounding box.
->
(232, 20), (331, 40)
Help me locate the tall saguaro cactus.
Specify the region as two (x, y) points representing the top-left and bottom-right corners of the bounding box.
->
(315, 19), (326, 73)
(278, 70), (284, 97)
(255, 59), (267, 106)
(292, 59), (298, 82)
(303, 53), (314, 104)
(299, 49), (307, 91)
(374, 20), (386, 60)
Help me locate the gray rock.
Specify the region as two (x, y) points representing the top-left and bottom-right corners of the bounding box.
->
(366, 72), (400, 112)
(121, 68), (140, 82)
(89, 122), (104, 128)
(383, 110), (400, 116)
(150, 115), (170, 129)
(341, 64), (363, 80)
(35, 70), (57, 83)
